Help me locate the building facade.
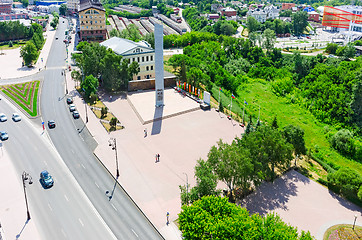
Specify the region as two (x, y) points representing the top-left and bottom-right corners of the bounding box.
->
(100, 37), (155, 81)
(79, 0), (106, 41)
(264, 5), (279, 19)
(221, 7), (237, 17)
(67, 0), (80, 12)
(322, 5), (362, 32)
(0, 3), (11, 13)
(248, 8), (267, 23)
(282, 3), (295, 10)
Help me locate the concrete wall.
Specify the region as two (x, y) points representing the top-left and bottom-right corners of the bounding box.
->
(128, 76), (177, 92)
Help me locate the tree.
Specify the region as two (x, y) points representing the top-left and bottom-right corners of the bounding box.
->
(328, 167), (362, 199)
(89, 92), (97, 105)
(110, 117), (118, 130)
(119, 24), (142, 42)
(20, 41), (37, 67)
(330, 129), (355, 157)
(326, 43), (338, 54)
(247, 16), (260, 33)
(71, 70), (82, 87)
(80, 75), (98, 99)
(242, 125), (293, 181)
(178, 196), (313, 240)
(283, 125), (306, 166)
(342, 43), (356, 59)
(59, 4), (67, 16)
(262, 29), (276, 52)
(101, 107), (108, 118)
(292, 11), (308, 36)
(100, 49), (124, 92)
(271, 115), (278, 129)
(351, 76), (362, 130)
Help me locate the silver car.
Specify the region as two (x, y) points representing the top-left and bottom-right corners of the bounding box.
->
(0, 113), (7, 122)
(0, 131), (8, 140)
(69, 104), (76, 112)
(12, 113), (21, 122)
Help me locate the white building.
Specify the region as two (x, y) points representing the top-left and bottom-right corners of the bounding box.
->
(247, 8), (267, 23)
(264, 5), (279, 19)
(100, 37), (155, 80)
(67, 0), (79, 12)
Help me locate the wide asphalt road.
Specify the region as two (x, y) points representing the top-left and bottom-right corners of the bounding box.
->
(39, 18), (163, 239)
(0, 98), (116, 239)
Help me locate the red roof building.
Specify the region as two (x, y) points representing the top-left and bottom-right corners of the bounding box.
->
(0, 3), (11, 14)
(282, 3), (295, 10)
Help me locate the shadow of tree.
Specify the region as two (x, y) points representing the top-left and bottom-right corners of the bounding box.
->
(327, 189), (362, 213)
(239, 170), (310, 215)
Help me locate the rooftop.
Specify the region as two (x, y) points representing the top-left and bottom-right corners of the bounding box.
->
(100, 37), (153, 56)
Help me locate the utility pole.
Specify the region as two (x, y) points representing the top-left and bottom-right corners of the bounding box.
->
(109, 138), (120, 178)
(22, 171), (33, 221)
(183, 172), (188, 205)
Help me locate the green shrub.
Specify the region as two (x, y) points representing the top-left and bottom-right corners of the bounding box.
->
(327, 167), (362, 198)
(330, 129), (355, 157)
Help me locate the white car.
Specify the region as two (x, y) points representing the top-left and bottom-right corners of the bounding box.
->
(12, 113), (21, 122)
(0, 113), (7, 122)
(69, 104), (76, 112)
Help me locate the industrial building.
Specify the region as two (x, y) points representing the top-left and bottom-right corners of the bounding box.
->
(322, 5), (362, 33)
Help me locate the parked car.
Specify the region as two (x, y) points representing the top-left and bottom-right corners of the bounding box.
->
(0, 131), (8, 140)
(66, 97), (73, 104)
(69, 104), (76, 112)
(0, 113), (7, 122)
(40, 170), (54, 188)
(72, 111), (80, 119)
(306, 36), (311, 39)
(48, 120), (56, 128)
(12, 113), (21, 122)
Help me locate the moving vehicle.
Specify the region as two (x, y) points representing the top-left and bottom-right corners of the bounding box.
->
(0, 131), (8, 140)
(0, 113), (7, 122)
(12, 113), (21, 122)
(72, 111), (80, 119)
(40, 170), (54, 188)
(69, 104), (76, 112)
(48, 120), (56, 128)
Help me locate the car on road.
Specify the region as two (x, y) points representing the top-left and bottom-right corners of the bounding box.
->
(69, 104), (76, 112)
(40, 170), (54, 188)
(56, 37), (58, 40)
(66, 97), (73, 104)
(48, 120), (56, 128)
(0, 113), (7, 122)
(12, 113), (21, 122)
(72, 111), (80, 119)
(0, 131), (8, 140)
(306, 36), (311, 39)
(63, 39), (68, 43)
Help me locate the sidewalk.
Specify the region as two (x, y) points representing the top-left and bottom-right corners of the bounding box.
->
(0, 16), (55, 80)
(0, 146), (42, 240)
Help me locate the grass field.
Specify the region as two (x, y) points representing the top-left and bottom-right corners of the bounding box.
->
(214, 79), (362, 178)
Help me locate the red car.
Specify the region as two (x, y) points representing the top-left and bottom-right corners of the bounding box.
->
(306, 36), (311, 39)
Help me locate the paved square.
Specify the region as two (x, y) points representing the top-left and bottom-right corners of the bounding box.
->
(93, 92), (244, 231)
(240, 170), (362, 239)
(127, 88), (200, 124)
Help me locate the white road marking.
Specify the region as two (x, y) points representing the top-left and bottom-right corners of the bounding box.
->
(81, 164), (85, 169)
(111, 203), (117, 212)
(61, 228), (67, 237)
(78, 218), (84, 227)
(43, 161), (48, 166)
(131, 229), (138, 238)
(94, 182), (99, 188)
(48, 203), (52, 211)
(64, 194), (69, 202)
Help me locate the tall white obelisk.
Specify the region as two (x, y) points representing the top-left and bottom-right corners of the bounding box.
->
(155, 24), (164, 107)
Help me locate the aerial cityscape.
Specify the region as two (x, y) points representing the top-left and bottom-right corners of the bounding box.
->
(0, 0), (362, 239)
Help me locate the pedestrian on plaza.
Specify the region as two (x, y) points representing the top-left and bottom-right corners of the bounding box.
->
(166, 212), (170, 226)
(155, 154), (158, 163)
(157, 153), (160, 162)
(110, 95), (112, 101)
(144, 128), (147, 137)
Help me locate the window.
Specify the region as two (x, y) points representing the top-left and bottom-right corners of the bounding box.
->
(151, 65), (153, 70)
(132, 58), (135, 62)
(146, 75), (150, 79)
(146, 66), (149, 71)
(150, 55), (153, 61)
(146, 56), (149, 61)
(142, 57), (144, 62)
(137, 57), (140, 62)
(137, 76), (141, 80)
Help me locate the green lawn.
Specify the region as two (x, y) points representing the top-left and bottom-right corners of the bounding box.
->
(232, 80), (362, 177)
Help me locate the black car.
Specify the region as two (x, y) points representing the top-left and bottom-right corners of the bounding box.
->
(48, 120), (56, 128)
(72, 111), (80, 119)
(66, 97), (73, 104)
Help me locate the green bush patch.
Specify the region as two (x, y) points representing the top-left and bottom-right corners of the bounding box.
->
(1, 81), (40, 117)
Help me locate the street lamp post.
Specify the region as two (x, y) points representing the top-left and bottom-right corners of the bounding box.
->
(64, 70), (68, 94)
(22, 171), (33, 221)
(183, 172), (188, 205)
(82, 88), (88, 123)
(353, 214), (358, 230)
(109, 138), (120, 178)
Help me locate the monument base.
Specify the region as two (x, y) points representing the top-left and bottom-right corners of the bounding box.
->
(200, 103), (211, 110)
